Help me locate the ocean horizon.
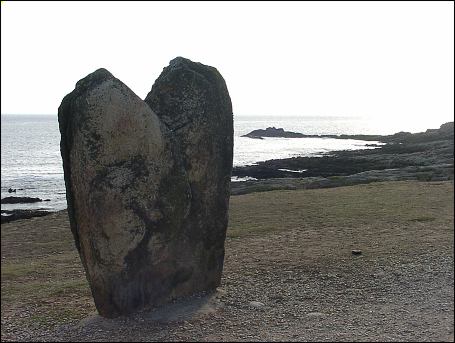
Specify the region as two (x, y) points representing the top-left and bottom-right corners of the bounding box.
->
(1, 113), (450, 212)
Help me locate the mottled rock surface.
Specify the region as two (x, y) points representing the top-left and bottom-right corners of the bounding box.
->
(145, 56), (233, 304)
(58, 59), (232, 318)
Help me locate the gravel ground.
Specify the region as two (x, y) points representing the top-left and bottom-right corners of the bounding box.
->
(30, 224), (455, 341)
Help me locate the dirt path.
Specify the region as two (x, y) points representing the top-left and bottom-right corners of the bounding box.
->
(2, 181), (454, 341)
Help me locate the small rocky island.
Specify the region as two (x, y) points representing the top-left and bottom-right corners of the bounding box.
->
(242, 125), (454, 142)
(242, 127), (305, 138)
(1, 196), (48, 204)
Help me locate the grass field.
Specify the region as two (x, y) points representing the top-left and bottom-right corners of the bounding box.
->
(1, 181), (454, 340)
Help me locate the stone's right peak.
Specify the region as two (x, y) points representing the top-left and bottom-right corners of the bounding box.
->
(167, 57), (218, 73)
(92, 68), (113, 77)
(75, 68), (114, 90)
(169, 56), (194, 66)
(83, 68), (114, 81)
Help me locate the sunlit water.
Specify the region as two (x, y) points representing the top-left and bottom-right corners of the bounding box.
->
(234, 136), (379, 166)
(1, 114), (445, 211)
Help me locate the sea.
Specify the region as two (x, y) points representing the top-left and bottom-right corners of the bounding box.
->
(0, 114), (442, 212)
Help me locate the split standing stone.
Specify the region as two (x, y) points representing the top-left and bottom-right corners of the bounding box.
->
(58, 58), (232, 318)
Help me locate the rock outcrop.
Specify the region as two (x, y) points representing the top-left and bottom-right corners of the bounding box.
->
(230, 164), (454, 196)
(58, 58), (233, 318)
(242, 127), (305, 138)
(1, 196), (43, 204)
(1, 209), (51, 223)
(242, 122), (455, 143)
(234, 122), (454, 180)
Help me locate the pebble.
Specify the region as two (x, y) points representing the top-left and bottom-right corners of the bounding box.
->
(248, 301), (265, 308)
(306, 312), (326, 317)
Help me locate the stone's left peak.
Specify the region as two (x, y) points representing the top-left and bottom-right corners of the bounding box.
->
(75, 68), (115, 90)
(91, 68), (113, 77)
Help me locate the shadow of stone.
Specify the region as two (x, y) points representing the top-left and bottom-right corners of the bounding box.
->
(77, 291), (223, 330)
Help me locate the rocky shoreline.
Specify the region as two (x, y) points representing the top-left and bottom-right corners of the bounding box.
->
(231, 163), (453, 195)
(233, 122), (454, 193)
(1, 197), (53, 223)
(1, 209), (52, 224)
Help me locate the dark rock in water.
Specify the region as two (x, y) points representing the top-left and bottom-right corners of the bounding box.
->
(241, 121), (454, 144)
(8, 188), (16, 193)
(1, 209), (51, 223)
(242, 127), (305, 138)
(58, 57), (232, 318)
(1, 196), (43, 204)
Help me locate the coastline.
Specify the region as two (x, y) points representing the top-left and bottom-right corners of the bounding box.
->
(2, 122), (453, 223)
(232, 121), (454, 193)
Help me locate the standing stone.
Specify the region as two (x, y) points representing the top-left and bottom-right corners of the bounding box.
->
(145, 56), (234, 298)
(58, 58), (232, 318)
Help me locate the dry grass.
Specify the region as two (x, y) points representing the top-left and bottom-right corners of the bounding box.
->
(229, 180), (453, 238)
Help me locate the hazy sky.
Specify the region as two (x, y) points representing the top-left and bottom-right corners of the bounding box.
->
(1, 1), (454, 124)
